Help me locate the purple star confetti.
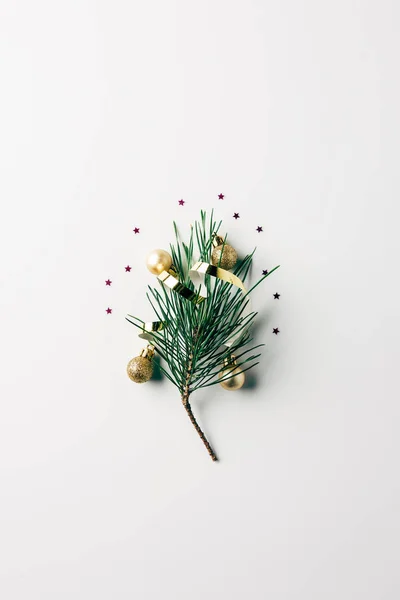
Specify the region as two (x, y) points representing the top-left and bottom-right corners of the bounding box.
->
(106, 307), (112, 314)
(178, 199), (185, 206)
(233, 213), (240, 219)
(105, 279), (112, 286)
(273, 328), (280, 335)
(133, 227), (140, 234)
(262, 269), (268, 276)
(273, 293), (280, 299)
(256, 226), (263, 233)
(125, 265), (132, 272)
(218, 193), (224, 200)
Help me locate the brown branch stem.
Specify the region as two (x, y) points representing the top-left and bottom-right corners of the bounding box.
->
(181, 329), (218, 461)
(182, 393), (218, 461)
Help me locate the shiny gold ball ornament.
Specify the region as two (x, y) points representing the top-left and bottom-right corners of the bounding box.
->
(146, 249), (173, 275)
(211, 235), (238, 270)
(218, 355), (246, 390)
(127, 345), (155, 383)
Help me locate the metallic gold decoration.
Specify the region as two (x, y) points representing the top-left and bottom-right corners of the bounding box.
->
(211, 234), (238, 270)
(146, 249), (173, 275)
(145, 248), (205, 304)
(218, 355), (246, 390)
(138, 241), (249, 348)
(219, 366), (245, 390)
(138, 320), (165, 341)
(157, 269), (205, 304)
(212, 244), (238, 270)
(189, 261), (246, 293)
(127, 345), (155, 383)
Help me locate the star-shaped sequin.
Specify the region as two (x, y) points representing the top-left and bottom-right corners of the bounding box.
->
(218, 193), (224, 200)
(125, 265), (131, 272)
(273, 293), (280, 299)
(233, 213), (240, 219)
(256, 226), (263, 233)
(106, 307), (112, 314)
(273, 328), (280, 335)
(262, 269), (268, 276)
(178, 199), (185, 206)
(105, 279), (112, 286)
(133, 227), (140, 234)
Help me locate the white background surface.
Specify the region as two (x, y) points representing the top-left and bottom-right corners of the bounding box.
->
(1, 1), (399, 598)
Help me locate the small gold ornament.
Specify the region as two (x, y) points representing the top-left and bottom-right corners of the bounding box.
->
(127, 345), (155, 383)
(146, 249), (173, 275)
(211, 234), (238, 270)
(218, 355), (245, 390)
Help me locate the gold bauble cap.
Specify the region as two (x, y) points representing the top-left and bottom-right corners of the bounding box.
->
(146, 249), (173, 275)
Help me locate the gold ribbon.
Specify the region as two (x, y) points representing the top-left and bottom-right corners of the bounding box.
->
(137, 320), (165, 341)
(157, 269), (205, 304)
(134, 259), (249, 343)
(188, 261), (250, 347)
(189, 261), (246, 294)
(151, 261), (246, 307)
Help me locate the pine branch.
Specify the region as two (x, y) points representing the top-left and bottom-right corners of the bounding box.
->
(181, 327), (218, 461)
(127, 210), (279, 460)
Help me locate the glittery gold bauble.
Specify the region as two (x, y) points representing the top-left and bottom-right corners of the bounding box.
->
(211, 244), (238, 270)
(218, 365), (245, 390)
(146, 249), (173, 275)
(127, 356), (153, 383)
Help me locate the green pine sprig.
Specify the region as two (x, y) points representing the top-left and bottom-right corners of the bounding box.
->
(126, 210), (279, 460)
